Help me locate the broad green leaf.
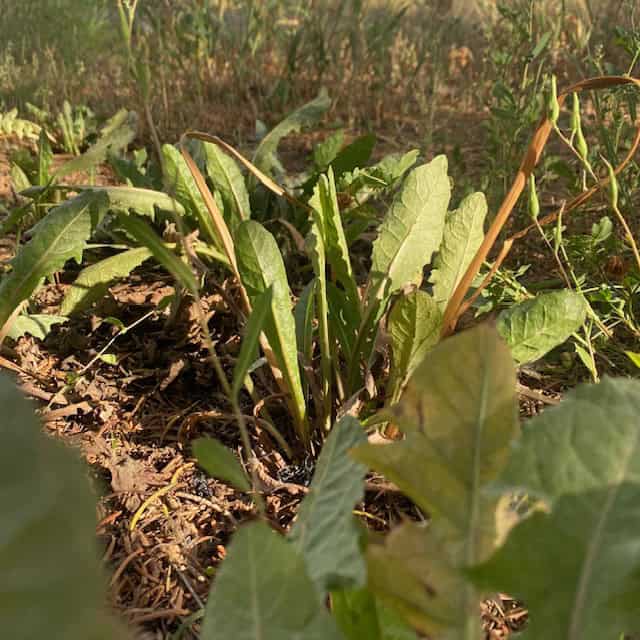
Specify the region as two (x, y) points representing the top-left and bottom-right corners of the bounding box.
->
(470, 485), (640, 640)
(497, 290), (587, 364)
(203, 141), (250, 234)
(117, 214), (198, 294)
(162, 143), (218, 246)
(232, 287), (273, 399)
(352, 325), (518, 638)
(430, 192), (487, 310)
(192, 437), (250, 492)
(386, 290), (442, 403)
(53, 113), (136, 179)
(201, 521), (344, 640)
(253, 90), (331, 176)
(236, 220), (307, 439)
(499, 377), (640, 503)
(340, 150), (419, 196)
(351, 156), (450, 391)
(290, 416), (367, 594)
(368, 156), (450, 303)
(6, 313), (67, 340)
(0, 191), (108, 329)
(0, 375), (129, 639)
(60, 246), (152, 315)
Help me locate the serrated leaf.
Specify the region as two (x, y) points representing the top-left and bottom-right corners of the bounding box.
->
(253, 90), (331, 176)
(60, 246), (152, 315)
(201, 521), (344, 640)
(0, 375), (129, 639)
(352, 325), (518, 638)
(497, 289), (587, 364)
(386, 290), (442, 402)
(470, 484), (640, 640)
(162, 143), (219, 246)
(193, 437), (250, 492)
(232, 287), (273, 399)
(203, 141), (250, 234)
(290, 416), (367, 594)
(117, 214), (198, 294)
(0, 190), (108, 329)
(236, 220), (308, 440)
(6, 313), (67, 340)
(430, 192), (487, 309)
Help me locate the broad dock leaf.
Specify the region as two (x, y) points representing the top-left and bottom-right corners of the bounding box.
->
(430, 192), (487, 310)
(290, 416), (367, 595)
(6, 313), (67, 340)
(497, 289), (587, 364)
(201, 522), (344, 640)
(352, 325), (518, 638)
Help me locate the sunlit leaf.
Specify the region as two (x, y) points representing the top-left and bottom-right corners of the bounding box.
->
(6, 313), (67, 340)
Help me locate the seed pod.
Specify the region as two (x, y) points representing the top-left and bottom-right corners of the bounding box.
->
(570, 92), (581, 134)
(604, 158), (619, 210)
(576, 123), (588, 163)
(548, 75), (560, 125)
(528, 174), (540, 220)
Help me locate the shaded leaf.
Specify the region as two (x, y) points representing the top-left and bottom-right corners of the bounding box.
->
(313, 129), (345, 169)
(499, 377), (640, 504)
(193, 437), (250, 492)
(470, 485), (640, 640)
(430, 192), (487, 309)
(0, 375), (129, 639)
(294, 279), (317, 367)
(290, 416), (367, 594)
(6, 313), (67, 340)
(386, 290), (442, 402)
(0, 190), (108, 329)
(497, 290), (587, 364)
(330, 134), (376, 179)
(253, 90), (331, 176)
(60, 247), (152, 316)
(201, 521), (344, 640)
(232, 287), (273, 398)
(352, 325), (518, 637)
